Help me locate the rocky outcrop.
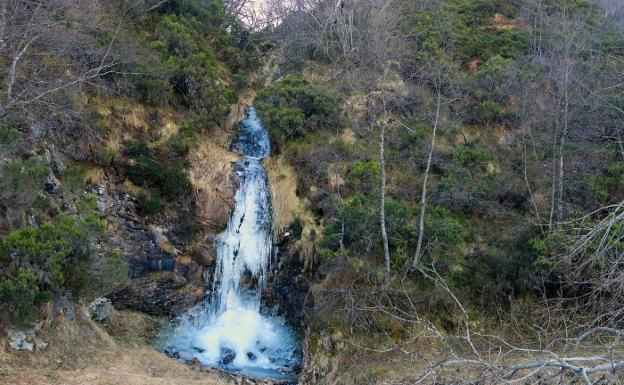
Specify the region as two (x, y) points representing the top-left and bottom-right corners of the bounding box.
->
(7, 329), (35, 352)
(262, 232), (311, 326)
(88, 298), (113, 321)
(109, 271), (205, 316)
(5, 324), (47, 353)
(189, 140), (238, 233)
(91, 180), (178, 278)
(89, 176), (210, 315)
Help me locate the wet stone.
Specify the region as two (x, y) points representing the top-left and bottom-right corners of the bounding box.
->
(220, 347), (236, 365)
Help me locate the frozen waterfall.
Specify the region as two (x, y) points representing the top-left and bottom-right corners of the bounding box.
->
(159, 107), (299, 379)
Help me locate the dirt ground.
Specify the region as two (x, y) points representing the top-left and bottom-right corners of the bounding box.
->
(2, 347), (232, 385)
(0, 310), (233, 385)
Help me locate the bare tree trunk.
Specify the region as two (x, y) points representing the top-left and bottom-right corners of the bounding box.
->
(0, 1), (6, 51)
(557, 70), (570, 224)
(413, 89), (441, 268)
(7, 35), (39, 101)
(522, 124), (545, 235)
(617, 129), (624, 162)
(548, 115), (560, 231)
(379, 121), (391, 285)
(556, 5), (572, 225)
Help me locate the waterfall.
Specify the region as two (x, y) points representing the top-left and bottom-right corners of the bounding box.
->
(160, 107), (299, 379)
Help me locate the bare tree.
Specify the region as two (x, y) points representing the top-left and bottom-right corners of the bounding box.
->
(333, 263), (624, 384)
(413, 79), (442, 268)
(378, 119), (391, 284)
(0, 1), (133, 126)
(533, 5), (592, 228)
(309, 0), (404, 283)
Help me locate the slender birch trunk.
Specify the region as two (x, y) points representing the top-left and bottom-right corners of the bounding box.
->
(413, 90), (441, 268)
(379, 121), (391, 285)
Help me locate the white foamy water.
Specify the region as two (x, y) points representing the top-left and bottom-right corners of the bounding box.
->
(159, 107), (299, 379)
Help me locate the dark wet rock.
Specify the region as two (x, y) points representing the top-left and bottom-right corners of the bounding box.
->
(246, 351), (257, 361)
(261, 236), (309, 324)
(188, 357), (202, 367)
(192, 346), (205, 353)
(192, 235), (216, 267)
(44, 174), (60, 195)
(240, 270), (259, 291)
(47, 145), (66, 174)
(109, 271), (204, 316)
(164, 346), (180, 359)
(220, 347), (236, 365)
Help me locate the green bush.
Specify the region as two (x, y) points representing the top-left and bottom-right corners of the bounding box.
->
(451, 0), (528, 62)
(0, 156), (50, 218)
(346, 161), (380, 193)
(129, 157), (190, 200)
(136, 191), (166, 216)
(152, 14), (233, 121)
(162, 163), (191, 197)
(95, 147), (117, 167)
(451, 146), (491, 168)
(62, 164), (87, 192)
(128, 153), (162, 187)
(0, 215), (127, 325)
(0, 268), (42, 325)
(168, 121), (198, 156)
(125, 140), (192, 201)
(86, 250), (129, 298)
(32, 195), (53, 211)
(434, 166), (478, 211)
(463, 28), (530, 60)
(468, 55), (521, 125)
(232, 73), (249, 90)
(593, 163), (624, 204)
(0, 125), (20, 145)
(469, 101), (506, 124)
(125, 141), (151, 158)
(255, 76), (343, 150)
(134, 66), (175, 106)
(321, 193), (465, 267)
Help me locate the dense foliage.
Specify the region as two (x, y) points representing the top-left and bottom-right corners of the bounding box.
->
(0, 215), (128, 325)
(264, 0), (624, 336)
(255, 76), (343, 151)
(0, 0), (251, 326)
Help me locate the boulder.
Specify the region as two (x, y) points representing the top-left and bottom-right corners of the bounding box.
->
(192, 236), (216, 267)
(109, 271), (204, 316)
(219, 347), (236, 365)
(6, 330), (34, 352)
(88, 297), (113, 321)
(6, 324), (42, 352)
(44, 174), (60, 195)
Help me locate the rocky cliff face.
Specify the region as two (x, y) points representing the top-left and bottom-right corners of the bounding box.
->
(102, 82), (312, 324)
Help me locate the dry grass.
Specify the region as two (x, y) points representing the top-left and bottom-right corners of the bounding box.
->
(189, 135), (238, 232)
(265, 155), (305, 236)
(91, 96), (181, 152)
(0, 310), (233, 385)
